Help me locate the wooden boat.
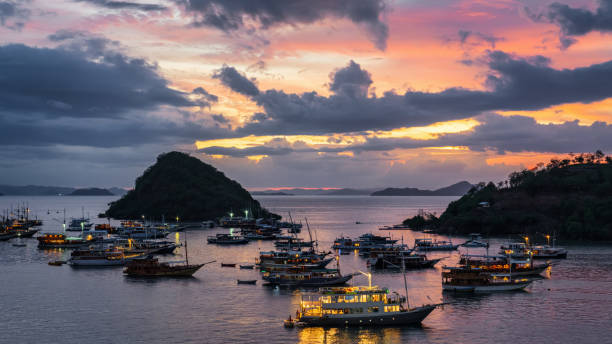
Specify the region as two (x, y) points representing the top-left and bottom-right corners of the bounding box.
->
(0, 231), (17, 241)
(68, 247), (150, 266)
(37, 233), (95, 248)
(293, 285), (438, 327)
(460, 233), (489, 248)
(442, 266), (532, 292)
(367, 251), (441, 270)
(48, 260), (65, 266)
(221, 263), (236, 267)
(459, 254), (549, 277)
(237, 279), (257, 284)
(207, 233), (249, 245)
(240, 264), (254, 269)
(12, 242), (27, 247)
(124, 258), (214, 277)
(262, 268), (354, 287)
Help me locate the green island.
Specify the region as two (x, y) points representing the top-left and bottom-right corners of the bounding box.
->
(105, 151), (278, 221)
(403, 151), (612, 241)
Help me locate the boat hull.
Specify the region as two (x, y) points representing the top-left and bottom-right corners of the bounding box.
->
(442, 282), (531, 293)
(298, 305), (436, 327)
(124, 264), (203, 277)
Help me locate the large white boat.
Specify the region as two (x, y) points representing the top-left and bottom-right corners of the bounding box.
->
(292, 285), (437, 326)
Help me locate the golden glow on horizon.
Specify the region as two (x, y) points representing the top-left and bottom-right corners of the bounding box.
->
(246, 155), (268, 163)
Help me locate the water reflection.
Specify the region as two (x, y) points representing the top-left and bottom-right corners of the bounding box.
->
(298, 326), (408, 344)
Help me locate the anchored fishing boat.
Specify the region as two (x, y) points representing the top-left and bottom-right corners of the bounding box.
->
(37, 233), (96, 249)
(414, 238), (459, 251)
(207, 233), (249, 245)
(460, 233), (489, 248)
(441, 266), (532, 292)
(68, 247), (150, 266)
(367, 250), (441, 270)
(262, 267), (353, 287)
(459, 254), (549, 277)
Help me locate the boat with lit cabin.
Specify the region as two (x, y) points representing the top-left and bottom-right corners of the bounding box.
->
(293, 285), (437, 326)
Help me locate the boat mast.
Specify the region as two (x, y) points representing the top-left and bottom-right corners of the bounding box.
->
(401, 235), (410, 309)
(184, 232), (189, 266)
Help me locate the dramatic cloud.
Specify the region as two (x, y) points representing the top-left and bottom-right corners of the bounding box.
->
(329, 60), (373, 98)
(177, 0), (389, 50)
(0, 38), (232, 151)
(200, 114), (612, 157)
(0, 42), (195, 119)
(215, 53), (612, 136)
(213, 65), (260, 97)
(529, 0), (612, 48)
(0, 0), (29, 30)
(74, 0), (167, 11)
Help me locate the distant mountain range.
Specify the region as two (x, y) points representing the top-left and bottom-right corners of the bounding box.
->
(371, 181), (473, 196)
(0, 185), (129, 196)
(252, 182), (473, 197)
(70, 188), (114, 196)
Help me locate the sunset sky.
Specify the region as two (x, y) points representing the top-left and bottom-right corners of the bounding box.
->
(2, 0), (612, 189)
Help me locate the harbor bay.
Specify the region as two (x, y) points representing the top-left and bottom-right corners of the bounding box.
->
(1, 195), (610, 344)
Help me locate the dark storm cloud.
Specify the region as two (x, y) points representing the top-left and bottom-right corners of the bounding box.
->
(177, 0), (389, 50)
(221, 53), (612, 136)
(328, 60), (373, 98)
(213, 65), (260, 97)
(0, 43), (195, 119)
(0, 39), (235, 150)
(200, 114), (612, 157)
(74, 0), (167, 11)
(528, 0), (612, 48)
(0, 0), (29, 30)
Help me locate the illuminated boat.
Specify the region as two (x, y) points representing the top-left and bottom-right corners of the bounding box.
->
(442, 266), (532, 292)
(37, 233), (96, 248)
(459, 254), (549, 277)
(332, 233), (397, 251)
(292, 285), (437, 327)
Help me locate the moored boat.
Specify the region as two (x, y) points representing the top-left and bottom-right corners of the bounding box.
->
(207, 233), (249, 245)
(124, 258), (214, 277)
(292, 285), (437, 327)
(441, 266), (532, 292)
(414, 238), (459, 251)
(37, 233), (96, 249)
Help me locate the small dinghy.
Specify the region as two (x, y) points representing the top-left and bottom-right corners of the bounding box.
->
(12, 243), (26, 247)
(221, 263), (236, 267)
(240, 264), (254, 269)
(237, 279), (257, 285)
(48, 260), (65, 266)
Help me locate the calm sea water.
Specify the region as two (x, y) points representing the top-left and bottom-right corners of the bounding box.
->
(0, 195), (611, 344)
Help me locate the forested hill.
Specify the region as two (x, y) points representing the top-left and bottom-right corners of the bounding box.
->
(403, 151), (612, 241)
(106, 152), (278, 221)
